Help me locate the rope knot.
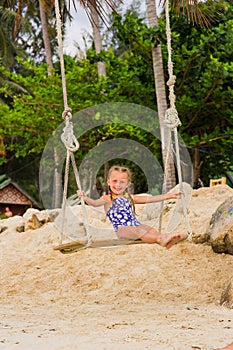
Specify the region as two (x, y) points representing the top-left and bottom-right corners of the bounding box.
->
(62, 107), (72, 121)
(61, 119), (80, 152)
(164, 107), (181, 129)
(167, 75), (176, 86)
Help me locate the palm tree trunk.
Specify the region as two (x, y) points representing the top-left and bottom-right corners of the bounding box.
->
(193, 148), (203, 188)
(39, 0), (53, 75)
(145, 0), (176, 191)
(89, 0), (106, 76)
(13, 0), (22, 39)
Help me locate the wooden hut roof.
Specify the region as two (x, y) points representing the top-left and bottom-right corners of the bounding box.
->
(0, 174), (41, 208)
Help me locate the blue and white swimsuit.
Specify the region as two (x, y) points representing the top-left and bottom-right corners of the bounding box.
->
(106, 196), (141, 232)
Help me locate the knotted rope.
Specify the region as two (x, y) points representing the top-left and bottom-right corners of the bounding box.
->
(54, 0), (91, 246)
(159, 0), (192, 239)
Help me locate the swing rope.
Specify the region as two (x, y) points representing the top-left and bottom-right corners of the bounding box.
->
(158, 129), (172, 233)
(163, 0), (192, 239)
(54, 0), (92, 246)
(54, 0), (191, 244)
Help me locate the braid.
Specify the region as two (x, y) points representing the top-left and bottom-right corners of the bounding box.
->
(108, 186), (113, 200)
(125, 192), (136, 213)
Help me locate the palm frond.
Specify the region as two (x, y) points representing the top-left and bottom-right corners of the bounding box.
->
(69, 0), (122, 26)
(160, 0), (225, 27)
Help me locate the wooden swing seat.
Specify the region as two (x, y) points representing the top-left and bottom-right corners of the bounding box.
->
(53, 238), (145, 254)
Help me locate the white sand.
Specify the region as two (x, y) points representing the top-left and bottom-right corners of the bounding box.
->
(1, 185), (233, 350)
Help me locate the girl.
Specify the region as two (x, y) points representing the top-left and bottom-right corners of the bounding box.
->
(78, 165), (184, 249)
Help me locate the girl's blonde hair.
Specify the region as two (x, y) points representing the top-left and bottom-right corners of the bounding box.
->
(107, 165), (132, 182)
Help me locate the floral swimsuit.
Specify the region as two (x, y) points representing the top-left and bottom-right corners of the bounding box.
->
(106, 196), (141, 232)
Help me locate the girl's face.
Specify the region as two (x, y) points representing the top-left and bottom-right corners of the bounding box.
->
(107, 170), (129, 196)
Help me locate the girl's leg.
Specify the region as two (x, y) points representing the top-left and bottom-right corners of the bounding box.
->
(140, 227), (183, 249)
(116, 225), (184, 249)
(217, 342), (233, 350)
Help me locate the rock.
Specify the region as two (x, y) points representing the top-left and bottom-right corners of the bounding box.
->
(0, 209), (60, 233)
(16, 225), (25, 233)
(33, 209), (60, 224)
(0, 216), (24, 233)
(208, 196), (233, 255)
(190, 185), (233, 244)
(0, 226), (7, 234)
(23, 208), (60, 231)
(25, 213), (43, 231)
(220, 277), (233, 309)
(23, 208), (40, 220)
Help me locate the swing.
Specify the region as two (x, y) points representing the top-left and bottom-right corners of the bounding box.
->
(53, 0), (192, 254)
(157, 1), (193, 237)
(54, 238), (145, 254)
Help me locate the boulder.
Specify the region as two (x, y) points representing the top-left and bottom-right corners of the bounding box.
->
(24, 213), (43, 231)
(208, 196), (233, 254)
(23, 208), (60, 227)
(0, 209), (60, 233)
(23, 208), (60, 231)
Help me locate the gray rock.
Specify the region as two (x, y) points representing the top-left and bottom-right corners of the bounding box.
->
(209, 196), (233, 255)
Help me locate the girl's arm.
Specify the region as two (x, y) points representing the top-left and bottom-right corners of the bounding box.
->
(133, 192), (182, 204)
(77, 190), (108, 207)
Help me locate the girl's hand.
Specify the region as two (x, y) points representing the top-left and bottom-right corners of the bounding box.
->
(166, 192), (183, 200)
(76, 191), (106, 207)
(77, 190), (85, 198)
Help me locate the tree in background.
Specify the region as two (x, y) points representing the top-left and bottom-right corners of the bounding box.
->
(39, 0), (53, 75)
(0, 0), (70, 69)
(167, 1), (233, 186)
(88, 0), (107, 76)
(69, 0), (121, 76)
(0, 1), (28, 70)
(0, 0), (232, 200)
(145, 0), (176, 191)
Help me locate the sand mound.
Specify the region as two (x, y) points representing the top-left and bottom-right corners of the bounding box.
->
(1, 185), (233, 350)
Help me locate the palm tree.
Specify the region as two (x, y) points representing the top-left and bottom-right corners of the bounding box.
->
(145, 0), (223, 190)
(69, 1), (120, 76)
(88, 0), (106, 76)
(39, 0), (53, 75)
(65, 1), (121, 196)
(38, 0), (70, 75)
(0, 4), (25, 70)
(1, 0), (68, 74)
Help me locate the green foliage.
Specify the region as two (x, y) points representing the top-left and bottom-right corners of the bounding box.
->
(1, 1), (233, 197)
(0, 1), (69, 70)
(0, 51), (158, 157)
(0, 5), (24, 70)
(108, 5), (233, 184)
(163, 4), (233, 183)
(1, 61), (62, 158)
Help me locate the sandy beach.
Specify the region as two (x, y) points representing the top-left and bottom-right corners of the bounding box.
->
(1, 185), (233, 350)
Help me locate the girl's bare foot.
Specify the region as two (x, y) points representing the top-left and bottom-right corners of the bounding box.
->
(161, 234), (185, 249)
